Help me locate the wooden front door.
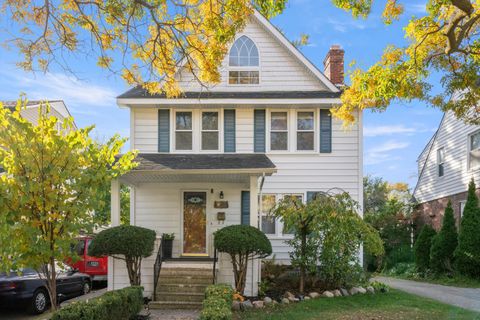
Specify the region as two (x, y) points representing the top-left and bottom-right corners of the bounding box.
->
(183, 192), (207, 255)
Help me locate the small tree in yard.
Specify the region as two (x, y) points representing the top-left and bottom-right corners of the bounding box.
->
(454, 179), (480, 278)
(430, 201), (457, 274)
(0, 100), (136, 311)
(89, 225), (156, 286)
(274, 192), (384, 293)
(414, 225), (436, 273)
(214, 225), (272, 295)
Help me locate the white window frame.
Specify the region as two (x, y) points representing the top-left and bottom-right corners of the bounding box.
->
(295, 110), (316, 152)
(437, 147), (445, 178)
(173, 110), (194, 152)
(227, 34), (261, 86)
(468, 130), (480, 170)
(200, 110), (221, 152)
(267, 110), (289, 152)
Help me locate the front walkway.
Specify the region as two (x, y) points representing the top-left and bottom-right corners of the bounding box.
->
(375, 276), (480, 312)
(149, 309), (199, 320)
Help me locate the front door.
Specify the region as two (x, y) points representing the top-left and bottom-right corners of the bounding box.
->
(183, 192), (207, 255)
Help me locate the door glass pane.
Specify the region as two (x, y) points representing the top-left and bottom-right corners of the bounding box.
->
(297, 132), (314, 150)
(297, 112), (314, 130)
(183, 192), (207, 254)
(202, 112), (218, 130)
(176, 132), (192, 150)
(202, 132), (219, 150)
(176, 112), (192, 130)
(271, 112), (287, 130)
(271, 132), (288, 150)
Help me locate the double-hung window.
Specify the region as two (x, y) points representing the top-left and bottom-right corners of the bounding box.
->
(270, 112), (288, 151)
(469, 131), (480, 169)
(297, 111), (315, 151)
(175, 111), (193, 150)
(201, 111), (219, 151)
(261, 194), (276, 235)
(437, 147), (445, 177)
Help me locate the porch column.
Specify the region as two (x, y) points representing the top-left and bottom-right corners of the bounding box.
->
(249, 175), (259, 296)
(108, 178), (121, 291)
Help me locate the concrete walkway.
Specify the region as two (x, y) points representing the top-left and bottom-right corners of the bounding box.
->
(375, 276), (480, 312)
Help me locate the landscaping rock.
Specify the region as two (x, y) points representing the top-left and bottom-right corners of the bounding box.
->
(304, 296), (311, 300)
(357, 287), (367, 294)
(322, 291), (334, 298)
(232, 301), (241, 311)
(241, 300), (253, 310)
(340, 288), (350, 296)
(263, 297), (273, 305)
(284, 291), (295, 300)
(281, 298), (290, 304)
(366, 286), (375, 294)
(308, 292), (320, 299)
(349, 287), (359, 295)
(333, 290), (342, 297)
(252, 301), (264, 309)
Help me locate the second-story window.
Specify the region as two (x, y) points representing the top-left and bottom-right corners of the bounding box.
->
(270, 112), (288, 151)
(201, 112), (219, 151)
(469, 131), (480, 169)
(228, 36), (259, 85)
(175, 111), (193, 150)
(437, 147), (445, 177)
(297, 111), (314, 151)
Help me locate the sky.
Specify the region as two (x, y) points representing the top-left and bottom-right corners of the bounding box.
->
(0, 0), (444, 189)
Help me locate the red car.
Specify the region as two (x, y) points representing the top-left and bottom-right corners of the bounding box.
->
(69, 236), (108, 282)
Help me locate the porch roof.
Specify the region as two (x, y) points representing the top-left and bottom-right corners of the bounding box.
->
(120, 153), (276, 184)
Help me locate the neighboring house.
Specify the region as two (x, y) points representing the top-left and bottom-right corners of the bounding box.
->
(109, 10), (362, 305)
(413, 111), (480, 230)
(0, 100), (75, 173)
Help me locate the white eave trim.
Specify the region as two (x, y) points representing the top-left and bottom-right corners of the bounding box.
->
(252, 11), (340, 93)
(117, 97), (342, 107)
(125, 168), (277, 175)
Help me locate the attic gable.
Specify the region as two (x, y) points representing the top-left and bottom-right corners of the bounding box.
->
(175, 11), (339, 93)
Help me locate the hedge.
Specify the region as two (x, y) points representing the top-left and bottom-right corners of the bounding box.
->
(200, 284), (234, 320)
(51, 286), (143, 320)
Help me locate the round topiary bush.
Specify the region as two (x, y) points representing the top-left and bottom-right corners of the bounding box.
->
(214, 225), (272, 294)
(89, 225), (156, 285)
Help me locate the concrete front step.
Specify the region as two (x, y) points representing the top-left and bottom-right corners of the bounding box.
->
(159, 283), (209, 293)
(160, 268), (214, 276)
(149, 301), (202, 310)
(156, 292), (205, 303)
(159, 275), (213, 285)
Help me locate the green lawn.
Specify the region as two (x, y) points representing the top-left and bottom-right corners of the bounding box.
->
(386, 274), (480, 288)
(235, 290), (480, 320)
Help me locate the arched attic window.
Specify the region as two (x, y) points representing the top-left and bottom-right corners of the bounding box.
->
(228, 36), (260, 85)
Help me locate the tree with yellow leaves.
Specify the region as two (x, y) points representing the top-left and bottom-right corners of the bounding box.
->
(0, 100), (137, 311)
(1, 0), (477, 124)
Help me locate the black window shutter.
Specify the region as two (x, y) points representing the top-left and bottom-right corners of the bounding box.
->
(254, 109), (266, 153)
(158, 109), (170, 152)
(224, 109), (236, 152)
(320, 109), (332, 153)
(241, 191), (250, 225)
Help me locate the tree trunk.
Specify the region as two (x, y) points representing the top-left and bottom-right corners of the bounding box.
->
(300, 231), (307, 293)
(46, 257), (58, 311)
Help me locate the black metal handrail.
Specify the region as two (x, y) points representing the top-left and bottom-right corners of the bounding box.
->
(212, 247), (218, 284)
(153, 236), (164, 298)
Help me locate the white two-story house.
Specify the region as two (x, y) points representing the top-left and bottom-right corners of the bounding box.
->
(413, 112), (480, 231)
(109, 10), (362, 307)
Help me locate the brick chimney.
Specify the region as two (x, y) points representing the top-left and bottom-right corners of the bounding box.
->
(323, 45), (344, 86)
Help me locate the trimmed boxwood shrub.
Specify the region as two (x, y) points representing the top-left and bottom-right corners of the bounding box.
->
(200, 284), (234, 320)
(430, 200), (458, 274)
(414, 224), (436, 272)
(214, 225), (272, 294)
(51, 286), (143, 320)
(89, 225), (156, 285)
(454, 179), (480, 278)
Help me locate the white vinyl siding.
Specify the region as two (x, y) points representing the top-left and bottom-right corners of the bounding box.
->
(174, 17), (328, 92)
(414, 111), (480, 203)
